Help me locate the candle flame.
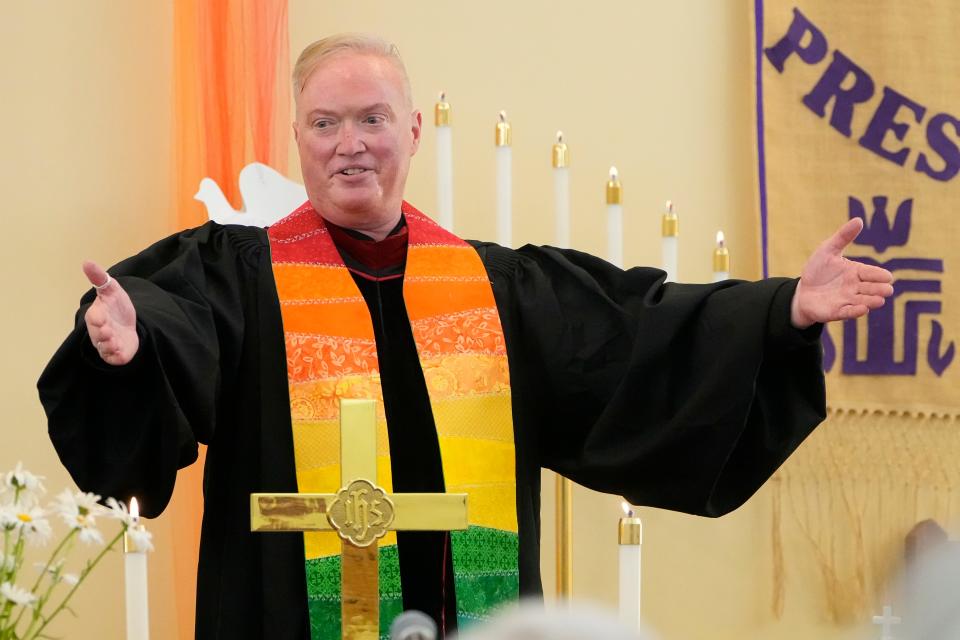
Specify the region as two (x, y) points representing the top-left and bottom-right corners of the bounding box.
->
(609, 166), (618, 181)
(716, 230), (726, 247)
(439, 90), (446, 102)
(556, 130), (564, 143)
(130, 497), (140, 521)
(499, 110), (507, 123)
(666, 200), (674, 214)
(621, 501), (633, 518)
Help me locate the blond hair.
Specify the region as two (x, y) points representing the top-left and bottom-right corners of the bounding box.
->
(293, 33), (412, 105)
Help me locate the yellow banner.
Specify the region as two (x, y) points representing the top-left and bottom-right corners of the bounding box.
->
(755, 1), (960, 416)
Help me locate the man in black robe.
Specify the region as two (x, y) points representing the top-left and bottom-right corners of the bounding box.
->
(37, 34), (893, 639)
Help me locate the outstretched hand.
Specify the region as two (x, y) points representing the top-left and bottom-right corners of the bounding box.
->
(791, 218), (894, 329)
(82, 261), (139, 365)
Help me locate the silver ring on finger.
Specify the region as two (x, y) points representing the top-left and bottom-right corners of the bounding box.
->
(94, 275), (112, 292)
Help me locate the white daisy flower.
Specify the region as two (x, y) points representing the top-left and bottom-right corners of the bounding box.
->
(52, 489), (104, 530)
(3, 462), (46, 496)
(0, 553), (14, 573)
(0, 581), (38, 608)
(33, 561), (78, 586)
(105, 497), (135, 527)
(0, 504), (19, 531)
(33, 560), (63, 576)
(52, 489), (106, 545)
(77, 525), (104, 546)
(126, 526), (154, 553)
(15, 506), (52, 545)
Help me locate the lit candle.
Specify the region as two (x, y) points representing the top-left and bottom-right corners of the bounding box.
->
(495, 111), (512, 247)
(713, 230), (730, 282)
(661, 200), (679, 282)
(553, 131), (570, 248)
(606, 167), (623, 268)
(435, 92), (454, 231)
(125, 498), (149, 640)
(618, 501), (643, 629)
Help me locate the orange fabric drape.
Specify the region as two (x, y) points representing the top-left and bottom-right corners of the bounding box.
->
(170, 2), (290, 638)
(175, 0), (290, 229)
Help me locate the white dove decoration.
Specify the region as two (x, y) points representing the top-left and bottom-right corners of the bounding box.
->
(194, 162), (308, 228)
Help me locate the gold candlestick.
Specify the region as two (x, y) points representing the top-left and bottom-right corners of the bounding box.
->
(618, 511), (643, 545)
(435, 91), (451, 127)
(606, 166), (622, 205)
(495, 110), (512, 147)
(662, 200), (679, 238)
(713, 231), (730, 273)
(552, 131), (569, 168)
(556, 475), (573, 600)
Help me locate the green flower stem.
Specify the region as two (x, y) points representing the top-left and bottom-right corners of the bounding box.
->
(8, 529), (79, 633)
(9, 535), (25, 581)
(21, 528), (125, 640)
(28, 530), (76, 593)
(0, 602), (14, 640)
(5, 532), (30, 634)
(0, 535), (27, 636)
(2, 526), (10, 579)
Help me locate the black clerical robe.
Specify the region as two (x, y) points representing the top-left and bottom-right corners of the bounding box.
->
(38, 219), (825, 639)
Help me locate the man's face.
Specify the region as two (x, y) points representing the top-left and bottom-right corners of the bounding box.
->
(294, 53), (421, 225)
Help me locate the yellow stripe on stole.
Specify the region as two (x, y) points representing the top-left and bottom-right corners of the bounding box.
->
(291, 417), (392, 472)
(438, 437), (518, 533)
(430, 393), (514, 443)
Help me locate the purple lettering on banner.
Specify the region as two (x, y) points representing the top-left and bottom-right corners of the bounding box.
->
(858, 87), (927, 166)
(803, 50), (875, 137)
(842, 279), (941, 375)
(927, 321), (956, 376)
(849, 196), (912, 253)
(764, 7), (829, 72)
(916, 113), (960, 181)
(834, 196), (955, 377)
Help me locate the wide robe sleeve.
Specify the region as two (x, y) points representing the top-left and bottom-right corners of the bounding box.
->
(37, 222), (263, 518)
(478, 243), (826, 518)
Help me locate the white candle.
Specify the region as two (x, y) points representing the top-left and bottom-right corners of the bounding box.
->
(435, 92), (454, 231)
(553, 131), (570, 248)
(125, 498), (149, 640)
(713, 230), (730, 282)
(495, 111), (512, 247)
(661, 200), (679, 282)
(618, 502), (642, 629)
(606, 167), (623, 268)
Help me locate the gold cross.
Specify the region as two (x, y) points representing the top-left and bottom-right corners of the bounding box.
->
(250, 398), (469, 640)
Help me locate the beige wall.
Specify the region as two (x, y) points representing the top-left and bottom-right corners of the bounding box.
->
(289, 1), (761, 281)
(0, 3), (179, 639)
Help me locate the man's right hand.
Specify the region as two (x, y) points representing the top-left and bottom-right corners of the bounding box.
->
(82, 261), (139, 365)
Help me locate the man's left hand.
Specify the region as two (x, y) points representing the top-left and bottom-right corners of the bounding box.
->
(790, 218), (894, 329)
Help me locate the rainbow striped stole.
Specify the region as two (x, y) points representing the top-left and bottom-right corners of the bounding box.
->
(267, 201), (519, 638)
